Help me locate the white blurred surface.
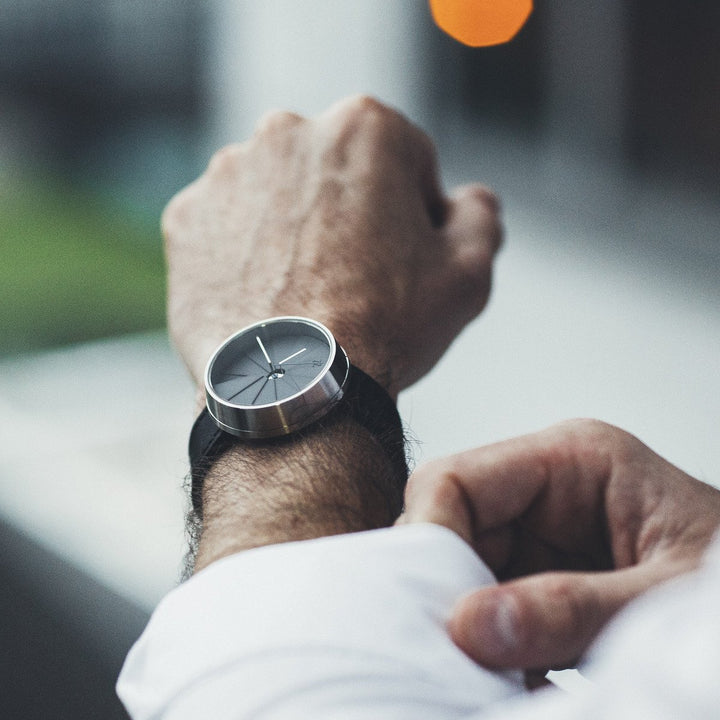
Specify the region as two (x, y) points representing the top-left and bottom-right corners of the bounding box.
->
(1, 194), (718, 612)
(0, 333), (193, 608)
(401, 198), (720, 486)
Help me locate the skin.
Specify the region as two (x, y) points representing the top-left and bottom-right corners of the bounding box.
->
(164, 95), (501, 401)
(162, 95), (502, 571)
(400, 418), (720, 677)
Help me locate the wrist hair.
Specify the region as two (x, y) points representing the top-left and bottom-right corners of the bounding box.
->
(182, 415), (411, 579)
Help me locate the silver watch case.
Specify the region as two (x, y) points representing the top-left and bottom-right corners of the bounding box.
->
(204, 317), (350, 439)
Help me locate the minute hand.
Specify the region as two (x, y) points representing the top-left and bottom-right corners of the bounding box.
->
(278, 348), (306, 365)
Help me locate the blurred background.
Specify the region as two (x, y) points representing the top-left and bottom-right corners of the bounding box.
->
(1, 1), (719, 717)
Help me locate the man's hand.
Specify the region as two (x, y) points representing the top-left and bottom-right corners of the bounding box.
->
(163, 95), (502, 399)
(400, 419), (720, 673)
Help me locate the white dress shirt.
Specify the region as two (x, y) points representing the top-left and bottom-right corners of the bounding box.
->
(118, 523), (720, 719)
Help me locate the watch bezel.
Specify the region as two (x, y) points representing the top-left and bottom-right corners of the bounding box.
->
(204, 316), (350, 439)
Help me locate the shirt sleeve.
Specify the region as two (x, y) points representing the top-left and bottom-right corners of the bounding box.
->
(117, 523), (526, 720)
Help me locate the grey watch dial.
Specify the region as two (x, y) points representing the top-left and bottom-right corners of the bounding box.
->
(205, 317), (349, 438)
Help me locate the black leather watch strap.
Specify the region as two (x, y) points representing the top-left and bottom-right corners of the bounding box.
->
(188, 365), (408, 515)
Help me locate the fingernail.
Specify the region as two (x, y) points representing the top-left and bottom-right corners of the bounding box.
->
(453, 592), (519, 663)
(490, 594), (519, 654)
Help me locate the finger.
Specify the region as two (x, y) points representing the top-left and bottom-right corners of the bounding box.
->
(403, 421), (616, 561)
(401, 462), (475, 544)
(449, 564), (664, 670)
(439, 183), (504, 316)
(444, 183), (504, 258)
(403, 432), (550, 536)
(399, 471), (518, 574)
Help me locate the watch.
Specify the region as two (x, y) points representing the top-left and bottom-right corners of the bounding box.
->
(188, 316), (408, 514)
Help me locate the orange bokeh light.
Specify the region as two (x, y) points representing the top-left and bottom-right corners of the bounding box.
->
(429, 0), (533, 47)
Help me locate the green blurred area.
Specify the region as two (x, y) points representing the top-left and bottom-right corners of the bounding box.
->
(0, 174), (167, 355)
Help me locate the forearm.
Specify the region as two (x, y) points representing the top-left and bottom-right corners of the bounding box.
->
(193, 415), (406, 573)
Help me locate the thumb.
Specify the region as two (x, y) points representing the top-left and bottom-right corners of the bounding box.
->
(448, 567), (657, 671)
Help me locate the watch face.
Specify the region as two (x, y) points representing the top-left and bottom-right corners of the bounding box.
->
(209, 318), (333, 406)
(205, 317), (349, 437)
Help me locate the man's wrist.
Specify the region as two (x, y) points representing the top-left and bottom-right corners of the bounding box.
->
(192, 414), (408, 572)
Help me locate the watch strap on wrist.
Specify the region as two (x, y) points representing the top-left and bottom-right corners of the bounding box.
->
(188, 365), (408, 516)
(188, 409), (236, 514)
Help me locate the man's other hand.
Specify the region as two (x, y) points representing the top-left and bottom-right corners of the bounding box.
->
(400, 419), (720, 673)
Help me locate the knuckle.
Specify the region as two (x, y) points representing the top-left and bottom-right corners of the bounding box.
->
(161, 184), (196, 239)
(409, 461), (454, 503)
(552, 418), (615, 454)
(327, 96), (434, 171)
(343, 94), (391, 119)
(407, 461), (469, 520)
(206, 142), (244, 176)
(430, 468), (465, 508)
(460, 183), (502, 213)
(539, 419), (610, 482)
(562, 418), (639, 458)
(335, 95), (404, 138)
(254, 109), (304, 136)
(572, 417), (614, 438)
